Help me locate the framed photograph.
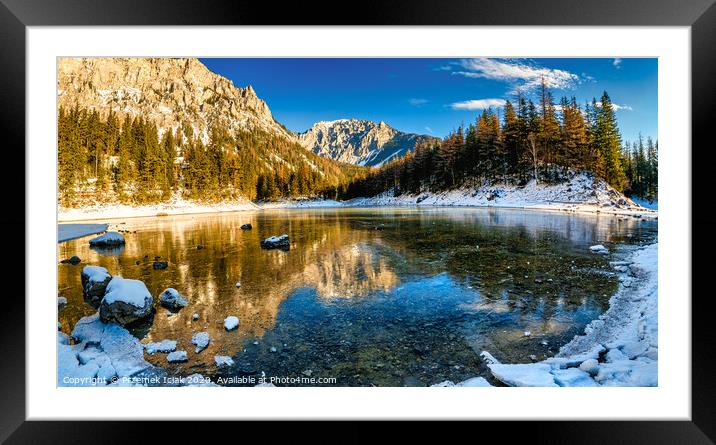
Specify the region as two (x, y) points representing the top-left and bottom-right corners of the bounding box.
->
(3, 0), (714, 440)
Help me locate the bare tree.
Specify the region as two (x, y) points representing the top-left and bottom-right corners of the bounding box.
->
(527, 132), (539, 185)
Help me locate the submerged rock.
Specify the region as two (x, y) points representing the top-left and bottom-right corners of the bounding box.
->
(60, 255), (82, 265)
(153, 261), (169, 270)
(81, 265), (112, 308)
(240, 223), (252, 230)
(260, 234), (290, 250)
(159, 288), (188, 310)
(99, 277), (154, 325)
(89, 231), (125, 247)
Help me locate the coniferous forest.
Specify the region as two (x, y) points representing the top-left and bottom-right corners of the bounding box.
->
(58, 84), (657, 207)
(345, 86), (657, 202)
(57, 107), (365, 206)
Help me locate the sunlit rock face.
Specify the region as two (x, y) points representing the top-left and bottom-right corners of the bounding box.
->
(57, 57), (292, 143)
(297, 119), (436, 167)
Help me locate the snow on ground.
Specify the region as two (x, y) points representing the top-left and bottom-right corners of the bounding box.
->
(630, 197), (658, 210)
(59, 196), (259, 222)
(431, 377), (493, 387)
(258, 198), (344, 209)
(483, 242), (658, 387)
(347, 173), (657, 218)
(58, 223), (108, 242)
(58, 173), (656, 221)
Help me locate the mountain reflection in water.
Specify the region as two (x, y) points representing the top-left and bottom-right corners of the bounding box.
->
(58, 207), (657, 386)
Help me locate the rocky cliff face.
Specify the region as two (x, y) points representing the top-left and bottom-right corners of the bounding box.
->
(57, 57), (293, 142)
(298, 119), (435, 167)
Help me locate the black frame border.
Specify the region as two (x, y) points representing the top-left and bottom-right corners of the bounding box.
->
(2, 0), (714, 442)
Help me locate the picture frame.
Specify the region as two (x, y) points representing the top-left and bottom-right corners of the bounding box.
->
(2, 0), (714, 440)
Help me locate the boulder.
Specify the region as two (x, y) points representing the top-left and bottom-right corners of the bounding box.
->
(240, 223), (252, 230)
(89, 231), (125, 247)
(159, 288), (188, 310)
(99, 277), (154, 325)
(81, 265), (112, 308)
(60, 255), (82, 265)
(260, 234), (290, 250)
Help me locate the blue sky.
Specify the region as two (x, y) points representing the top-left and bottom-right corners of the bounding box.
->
(200, 58), (657, 143)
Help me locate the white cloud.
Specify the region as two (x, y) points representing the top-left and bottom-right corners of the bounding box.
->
(409, 98), (428, 107)
(424, 126), (433, 133)
(613, 58), (622, 69)
(449, 98), (506, 111)
(595, 101), (632, 111)
(450, 58), (581, 91)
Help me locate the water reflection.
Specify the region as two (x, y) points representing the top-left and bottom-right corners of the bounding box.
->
(57, 208), (656, 385)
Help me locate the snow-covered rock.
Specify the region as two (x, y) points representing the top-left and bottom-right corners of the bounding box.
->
(192, 313), (199, 321)
(552, 368), (599, 387)
(59, 313), (152, 386)
(579, 358), (600, 376)
(167, 351), (188, 363)
(58, 296), (68, 306)
(488, 363), (559, 387)
(260, 234), (290, 250)
(191, 332), (210, 353)
(159, 288), (188, 310)
(80, 265), (112, 308)
(240, 223), (252, 230)
(144, 339), (177, 354)
(99, 277), (154, 325)
(589, 244), (609, 254)
(224, 316), (239, 331)
(89, 231), (125, 247)
(214, 355), (234, 367)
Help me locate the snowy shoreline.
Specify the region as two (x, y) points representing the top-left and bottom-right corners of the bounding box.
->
(59, 175), (656, 222)
(482, 242), (658, 387)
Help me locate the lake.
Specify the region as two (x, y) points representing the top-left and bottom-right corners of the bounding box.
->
(57, 207), (657, 386)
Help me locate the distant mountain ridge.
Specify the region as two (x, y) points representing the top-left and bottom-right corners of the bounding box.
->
(297, 119), (436, 167)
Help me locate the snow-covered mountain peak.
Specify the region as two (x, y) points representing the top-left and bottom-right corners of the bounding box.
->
(298, 119), (435, 167)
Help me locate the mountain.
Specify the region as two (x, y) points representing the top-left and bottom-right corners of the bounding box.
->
(57, 57), (294, 143)
(297, 119), (436, 167)
(56, 58), (364, 205)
